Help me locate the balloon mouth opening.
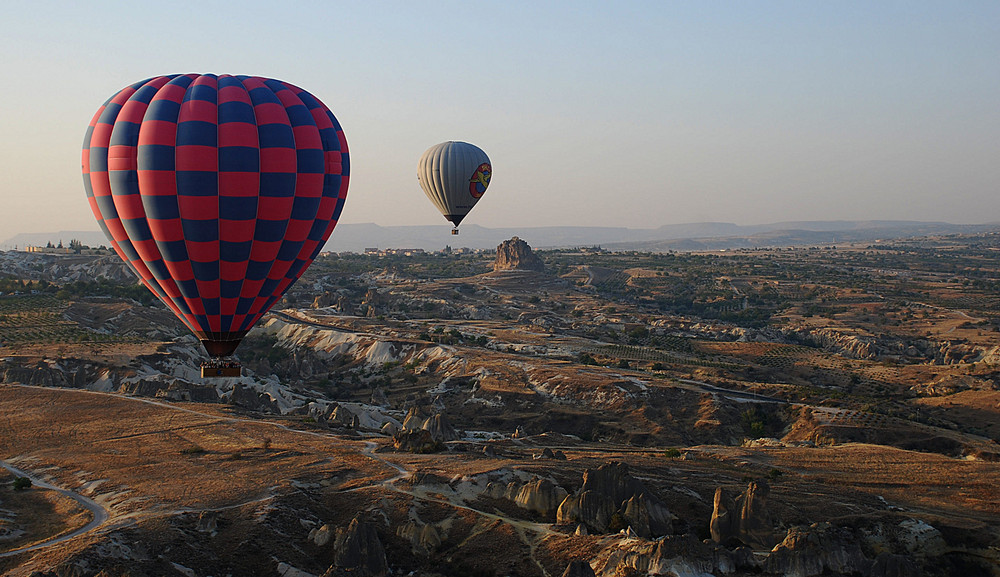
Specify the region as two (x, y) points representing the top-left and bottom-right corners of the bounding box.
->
(197, 333), (245, 358)
(201, 340), (241, 357)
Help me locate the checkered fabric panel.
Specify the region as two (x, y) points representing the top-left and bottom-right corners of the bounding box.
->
(82, 74), (350, 350)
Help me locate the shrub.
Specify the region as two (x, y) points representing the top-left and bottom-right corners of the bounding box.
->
(12, 476), (31, 490)
(181, 446), (205, 455)
(664, 448), (682, 459)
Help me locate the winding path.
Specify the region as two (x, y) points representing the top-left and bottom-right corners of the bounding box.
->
(0, 461), (109, 558)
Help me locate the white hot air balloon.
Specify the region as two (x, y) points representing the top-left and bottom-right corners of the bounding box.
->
(417, 141), (491, 234)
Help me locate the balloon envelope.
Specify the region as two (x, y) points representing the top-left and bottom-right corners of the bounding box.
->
(81, 74), (350, 357)
(416, 141), (491, 228)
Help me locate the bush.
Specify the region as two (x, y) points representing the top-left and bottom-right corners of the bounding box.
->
(181, 446), (205, 455)
(12, 476), (31, 490)
(664, 448), (682, 459)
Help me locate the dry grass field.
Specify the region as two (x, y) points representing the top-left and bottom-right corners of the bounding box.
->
(0, 385), (387, 511)
(0, 471), (91, 554)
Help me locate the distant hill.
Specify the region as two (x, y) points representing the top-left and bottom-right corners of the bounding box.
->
(4, 221), (998, 254)
(0, 231), (111, 251)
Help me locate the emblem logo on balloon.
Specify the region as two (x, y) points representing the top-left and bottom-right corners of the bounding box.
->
(469, 163), (491, 199)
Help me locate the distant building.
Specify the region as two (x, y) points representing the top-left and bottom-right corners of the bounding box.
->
(25, 246), (72, 254)
(363, 248), (426, 257)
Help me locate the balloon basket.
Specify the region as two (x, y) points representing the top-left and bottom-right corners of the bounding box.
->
(451, 228), (459, 235)
(201, 360), (242, 378)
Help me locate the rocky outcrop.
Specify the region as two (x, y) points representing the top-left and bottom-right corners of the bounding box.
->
(494, 237), (545, 272)
(710, 479), (778, 550)
(396, 519), (444, 556)
(560, 560), (596, 577)
(764, 522), (870, 577)
(312, 291), (335, 309)
(229, 384), (280, 414)
(785, 327), (877, 359)
(596, 534), (756, 577)
(196, 511), (218, 536)
(324, 517), (388, 577)
(485, 476), (568, 517)
(392, 429), (441, 453)
(399, 408), (458, 442)
(310, 524), (334, 547)
(556, 462), (672, 537)
(3, 364), (70, 387)
(421, 413), (459, 442)
(401, 407), (426, 431)
(119, 378), (220, 403)
(327, 404), (360, 428)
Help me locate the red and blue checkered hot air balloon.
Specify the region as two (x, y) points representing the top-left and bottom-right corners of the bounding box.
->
(81, 74), (349, 358)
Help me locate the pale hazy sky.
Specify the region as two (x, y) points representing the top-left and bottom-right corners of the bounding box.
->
(1, 1), (998, 241)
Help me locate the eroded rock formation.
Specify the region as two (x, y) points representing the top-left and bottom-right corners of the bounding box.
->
(556, 461), (672, 537)
(710, 479), (778, 550)
(764, 522), (869, 577)
(485, 475), (568, 517)
(326, 517), (388, 577)
(494, 237), (545, 272)
(560, 560), (596, 577)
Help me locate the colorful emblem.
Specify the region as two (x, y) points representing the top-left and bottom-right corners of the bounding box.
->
(469, 163), (491, 198)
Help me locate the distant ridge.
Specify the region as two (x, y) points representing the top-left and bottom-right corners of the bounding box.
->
(0, 231), (110, 251)
(3, 221), (997, 254)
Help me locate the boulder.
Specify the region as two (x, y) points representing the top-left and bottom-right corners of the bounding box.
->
(535, 447), (556, 460)
(195, 511), (218, 535)
(310, 524), (334, 547)
(494, 237), (545, 272)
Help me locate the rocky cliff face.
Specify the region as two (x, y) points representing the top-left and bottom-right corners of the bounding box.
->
(494, 237), (545, 272)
